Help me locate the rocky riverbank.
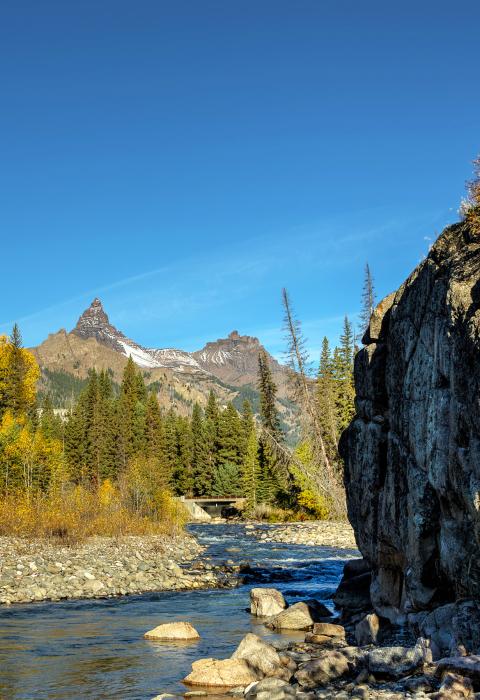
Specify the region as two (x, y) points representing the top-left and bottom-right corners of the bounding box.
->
(171, 587), (479, 700)
(0, 533), (237, 605)
(245, 521), (357, 550)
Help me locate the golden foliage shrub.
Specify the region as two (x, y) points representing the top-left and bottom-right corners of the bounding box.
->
(290, 441), (334, 520)
(0, 482), (187, 542)
(297, 489), (330, 519)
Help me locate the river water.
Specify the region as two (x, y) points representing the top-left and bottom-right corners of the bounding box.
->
(0, 524), (357, 700)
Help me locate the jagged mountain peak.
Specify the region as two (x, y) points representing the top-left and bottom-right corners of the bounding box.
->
(74, 298), (111, 332)
(72, 299), (204, 372)
(73, 298), (125, 348)
(192, 330), (282, 385)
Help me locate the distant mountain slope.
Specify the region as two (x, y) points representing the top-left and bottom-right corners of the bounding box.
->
(193, 330), (286, 391)
(31, 299), (296, 436)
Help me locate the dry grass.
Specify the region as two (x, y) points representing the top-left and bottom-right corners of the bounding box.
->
(248, 503), (316, 523)
(0, 483), (187, 543)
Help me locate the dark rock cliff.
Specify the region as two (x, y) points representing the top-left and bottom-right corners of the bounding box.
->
(340, 220), (480, 623)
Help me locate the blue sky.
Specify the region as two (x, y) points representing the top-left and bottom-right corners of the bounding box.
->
(1, 1), (479, 361)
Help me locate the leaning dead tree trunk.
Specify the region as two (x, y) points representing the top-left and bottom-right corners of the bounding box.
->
(281, 288), (346, 517)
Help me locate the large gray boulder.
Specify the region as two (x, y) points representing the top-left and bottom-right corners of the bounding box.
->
(355, 613), (380, 646)
(339, 220), (480, 623)
(183, 657), (260, 687)
(294, 647), (366, 688)
(367, 639), (432, 678)
(266, 602), (322, 631)
(231, 633), (286, 679)
(244, 677), (296, 699)
(434, 656), (480, 686)
(250, 588), (287, 617)
(415, 600), (480, 658)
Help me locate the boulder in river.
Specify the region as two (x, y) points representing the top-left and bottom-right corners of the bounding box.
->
(183, 657), (260, 687)
(250, 587), (287, 617)
(231, 633), (285, 678)
(311, 622), (345, 639)
(144, 621), (200, 641)
(266, 602), (320, 631)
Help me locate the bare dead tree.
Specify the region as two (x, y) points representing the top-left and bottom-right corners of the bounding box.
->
(467, 155), (480, 205)
(281, 288), (346, 517)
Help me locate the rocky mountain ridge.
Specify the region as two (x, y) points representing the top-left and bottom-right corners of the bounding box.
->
(71, 298), (284, 385)
(73, 298), (205, 373)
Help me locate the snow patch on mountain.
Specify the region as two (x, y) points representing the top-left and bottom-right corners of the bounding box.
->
(73, 299), (205, 372)
(117, 340), (161, 369)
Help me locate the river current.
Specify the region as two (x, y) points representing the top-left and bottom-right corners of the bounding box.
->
(0, 524), (357, 699)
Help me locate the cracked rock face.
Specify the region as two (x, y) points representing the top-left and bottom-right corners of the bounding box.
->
(340, 221), (480, 622)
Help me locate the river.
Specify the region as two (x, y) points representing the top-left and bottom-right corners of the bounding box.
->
(0, 524), (357, 699)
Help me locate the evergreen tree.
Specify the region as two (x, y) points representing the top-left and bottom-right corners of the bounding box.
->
(117, 357), (146, 467)
(174, 416), (194, 496)
(144, 391), (172, 488)
(191, 403), (212, 496)
(5, 325), (31, 417)
(39, 395), (64, 442)
(95, 371), (118, 481)
(217, 402), (243, 466)
(359, 263), (376, 338)
(205, 390), (220, 425)
(317, 337), (339, 461)
(64, 370), (96, 482)
(163, 408), (179, 488)
(240, 399), (255, 458)
(212, 462), (241, 497)
(256, 436), (278, 504)
(204, 390), (220, 474)
(335, 317), (356, 433)
(64, 406), (85, 482)
(242, 428), (260, 510)
(257, 349), (282, 443)
(144, 392), (164, 457)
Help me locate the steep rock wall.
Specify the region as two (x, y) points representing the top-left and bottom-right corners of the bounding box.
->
(340, 221), (480, 623)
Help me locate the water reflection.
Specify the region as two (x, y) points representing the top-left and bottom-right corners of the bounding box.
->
(0, 524), (357, 699)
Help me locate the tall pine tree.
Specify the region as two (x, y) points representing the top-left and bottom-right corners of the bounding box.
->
(316, 337), (339, 463)
(359, 262), (376, 339)
(191, 402), (212, 495)
(257, 349), (282, 443)
(335, 317), (356, 433)
(217, 402), (243, 467)
(242, 428), (260, 510)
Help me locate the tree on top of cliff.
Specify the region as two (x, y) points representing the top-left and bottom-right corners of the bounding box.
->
(359, 263), (376, 338)
(461, 154), (480, 235)
(467, 155), (480, 205)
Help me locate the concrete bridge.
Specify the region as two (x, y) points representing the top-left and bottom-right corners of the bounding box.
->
(179, 496), (246, 520)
